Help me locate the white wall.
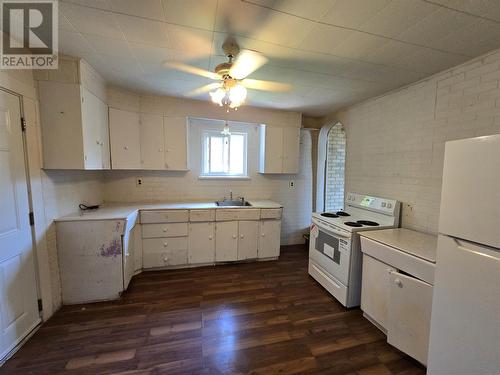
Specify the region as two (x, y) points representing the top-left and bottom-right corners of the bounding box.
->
(333, 48), (500, 234)
(104, 87), (312, 245)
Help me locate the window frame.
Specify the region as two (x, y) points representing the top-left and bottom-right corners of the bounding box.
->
(200, 129), (249, 179)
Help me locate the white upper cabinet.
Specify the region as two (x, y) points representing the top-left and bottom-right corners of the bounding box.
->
(259, 125), (300, 174)
(140, 114), (164, 170)
(109, 112), (189, 171)
(164, 116), (188, 170)
(109, 108), (141, 169)
(39, 81), (110, 169)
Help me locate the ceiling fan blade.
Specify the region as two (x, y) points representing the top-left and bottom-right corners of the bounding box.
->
(184, 83), (221, 97)
(165, 61), (220, 80)
(241, 78), (292, 92)
(229, 49), (268, 80)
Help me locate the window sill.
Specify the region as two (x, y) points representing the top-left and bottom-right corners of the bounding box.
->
(198, 175), (250, 180)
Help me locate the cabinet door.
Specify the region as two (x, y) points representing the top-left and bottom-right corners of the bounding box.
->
(282, 127), (300, 173)
(140, 113), (164, 170)
(164, 116), (188, 170)
(238, 221), (258, 260)
(122, 225), (136, 290)
(215, 221), (238, 262)
(260, 125), (283, 173)
(38, 81), (85, 169)
(99, 99), (111, 169)
(258, 220), (281, 258)
(388, 271), (433, 365)
(109, 108), (141, 169)
(361, 255), (396, 331)
(81, 88), (103, 169)
(188, 222), (215, 264)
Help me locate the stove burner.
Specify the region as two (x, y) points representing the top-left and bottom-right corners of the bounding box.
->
(321, 212), (339, 218)
(357, 220), (379, 226)
(336, 211), (350, 217)
(344, 221), (363, 227)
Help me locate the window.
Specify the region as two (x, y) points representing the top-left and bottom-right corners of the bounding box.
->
(201, 130), (248, 177)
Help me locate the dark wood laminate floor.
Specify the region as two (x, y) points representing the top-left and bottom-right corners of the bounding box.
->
(2, 245), (425, 375)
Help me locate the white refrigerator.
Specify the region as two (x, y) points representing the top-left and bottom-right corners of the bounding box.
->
(427, 134), (500, 375)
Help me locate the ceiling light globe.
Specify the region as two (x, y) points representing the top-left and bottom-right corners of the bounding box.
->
(210, 88), (225, 105)
(229, 84), (247, 105)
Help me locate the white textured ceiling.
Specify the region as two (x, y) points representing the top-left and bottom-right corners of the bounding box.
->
(59, 0), (500, 116)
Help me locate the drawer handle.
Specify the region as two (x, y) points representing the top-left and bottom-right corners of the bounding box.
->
(163, 242), (168, 247)
(163, 228), (168, 232)
(164, 215), (169, 219)
(394, 278), (403, 288)
(240, 234), (244, 239)
(163, 257), (168, 262)
(261, 233), (265, 237)
(232, 235), (237, 239)
(208, 236), (212, 240)
(124, 146), (128, 150)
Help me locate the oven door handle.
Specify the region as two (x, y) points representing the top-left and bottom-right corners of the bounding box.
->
(313, 218), (351, 238)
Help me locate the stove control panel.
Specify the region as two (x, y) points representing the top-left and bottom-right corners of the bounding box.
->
(346, 193), (399, 216)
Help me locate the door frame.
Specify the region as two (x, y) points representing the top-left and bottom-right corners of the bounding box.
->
(0, 86), (43, 363)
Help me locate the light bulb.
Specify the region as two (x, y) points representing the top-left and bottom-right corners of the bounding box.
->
(209, 88), (225, 105)
(229, 84), (247, 107)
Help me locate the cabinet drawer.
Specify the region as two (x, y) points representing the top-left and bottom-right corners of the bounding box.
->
(189, 209), (215, 222)
(260, 208), (282, 219)
(143, 237), (188, 268)
(141, 210), (189, 224)
(216, 209), (260, 221)
(142, 223), (188, 238)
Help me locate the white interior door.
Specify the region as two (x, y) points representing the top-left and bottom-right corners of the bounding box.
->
(238, 221), (258, 260)
(0, 91), (40, 361)
(140, 113), (164, 170)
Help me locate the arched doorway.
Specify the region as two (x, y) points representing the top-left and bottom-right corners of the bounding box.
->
(316, 122), (346, 212)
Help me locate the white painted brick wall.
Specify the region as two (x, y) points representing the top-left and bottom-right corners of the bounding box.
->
(335, 49), (500, 234)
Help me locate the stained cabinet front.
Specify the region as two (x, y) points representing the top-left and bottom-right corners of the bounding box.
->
(109, 108), (141, 169)
(238, 221), (259, 260)
(188, 222), (215, 263)
(215, 221), (239, 262)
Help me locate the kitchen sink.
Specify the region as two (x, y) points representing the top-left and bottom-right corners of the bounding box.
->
(215, 200), (252, 207)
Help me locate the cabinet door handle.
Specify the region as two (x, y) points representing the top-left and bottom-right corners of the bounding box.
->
(232, 235), (237, 239)
(208, 236), (212, 240)
(240, 234), (244, 239)
(393, 278), (403, 288)
(124, 146), (129, 150)
(261, 233), (265, 237)
(163, 257), (169, 263)
(163, 242), (168, 247)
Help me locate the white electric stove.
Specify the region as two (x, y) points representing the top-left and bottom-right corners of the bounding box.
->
(309, 193), (400, 307)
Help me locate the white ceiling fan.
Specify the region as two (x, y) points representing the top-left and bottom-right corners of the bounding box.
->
(165, 38), (293, 111)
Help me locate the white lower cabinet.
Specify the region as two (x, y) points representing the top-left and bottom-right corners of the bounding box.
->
(388, 272), (433, 365)
(361, 255), (397, 331)
(215, 221), (239, 262)
(237, 221), (259, 260)
(142, 237), (188, 268)
(258, 220), (281, 258)
(188, 222), (215, 263)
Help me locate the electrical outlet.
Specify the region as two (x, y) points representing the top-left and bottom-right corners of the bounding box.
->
(136, 177), (143, 187)
(289, 180), (295, 188)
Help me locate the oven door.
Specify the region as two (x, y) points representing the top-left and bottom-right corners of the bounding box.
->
(309, 219), (352, 286)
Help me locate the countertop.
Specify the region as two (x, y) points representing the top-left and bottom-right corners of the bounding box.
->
(360, 228), (437, 263)
(55, 200), (283, 222)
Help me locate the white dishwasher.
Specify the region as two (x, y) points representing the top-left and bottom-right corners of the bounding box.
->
(359, 228), (437, 366)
